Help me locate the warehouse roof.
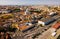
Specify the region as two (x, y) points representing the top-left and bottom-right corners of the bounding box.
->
(52, 22), (60, 29)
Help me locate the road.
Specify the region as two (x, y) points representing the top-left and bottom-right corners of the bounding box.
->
(37, 28), (56, 39)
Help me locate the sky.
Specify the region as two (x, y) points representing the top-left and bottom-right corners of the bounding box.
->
(0, 0), (60, 5)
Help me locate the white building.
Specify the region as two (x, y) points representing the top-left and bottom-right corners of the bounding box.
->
(24, 8), (30, 15)
(38, 21), (45, 26)
(48, 12), (56, 15)
(51, 32), (56, 36)
(26, 22), (32, 26)
(0, 10), (9, 13)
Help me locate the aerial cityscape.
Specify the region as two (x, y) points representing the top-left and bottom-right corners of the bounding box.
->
(0, 0), (60, 39)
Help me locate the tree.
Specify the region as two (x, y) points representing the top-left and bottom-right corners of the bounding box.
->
(13, 8), (20, 12)
(8, 26), (17, 32)
(0, 27), (6, 32)
(57, 35), (60, 39)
